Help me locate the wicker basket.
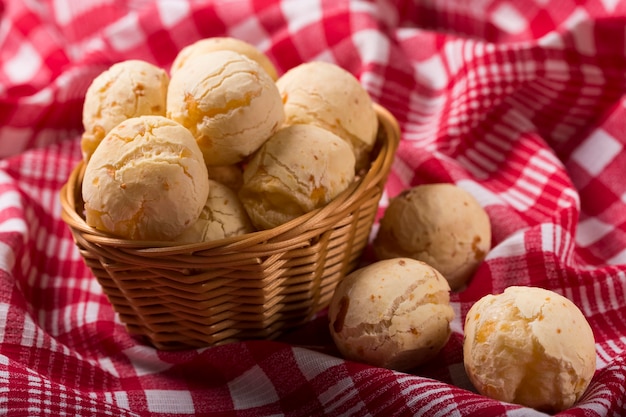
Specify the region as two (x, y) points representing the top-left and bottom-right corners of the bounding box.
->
(60, 103), (400, 350)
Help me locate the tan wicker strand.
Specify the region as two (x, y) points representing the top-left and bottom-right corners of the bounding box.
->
(60, 103), (400, 349)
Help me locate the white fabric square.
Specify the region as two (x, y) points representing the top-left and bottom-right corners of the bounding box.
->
(456, 179), (503, 207)
(74, 301), (101, 327)
(156, 0), (190, 27)
(491, 3), (528, 34)
(293, 347), (344, 381)
(281, 0), (322, 33)
(0, 190), (22, 214)
(444, 39), (465, 75)
(318, 377), (361, 413)
(414, 55), (448, 90)
(113, 391), (129, 409)
(0, 304), (9, 344)
(607, 247), (626, 265)
(576, 217), (613, 247)
(229, 16), (270, 52)
(98, 357), (119, 378)
(487, 230), (528, 258)
(105, 13), (146, 51)
(538, 31), (566, 48)
(557, 187), (580, 209)
(353, 29), (390, 65)
(600, 0), (620, 12)
(19, 315), (38, 348)
(0, 242), (16, 274)
(391, 157), (415, 190)
(5, 42), (41, 84)
(123, 346), (172, 376)
(53, 0), (111, 25)
(564, 7), (595, 55)
(228, 365), (279, 409)
(571, 129), (622, 176)
(311, 49), (337, 63)
(145, 390), (195, 414)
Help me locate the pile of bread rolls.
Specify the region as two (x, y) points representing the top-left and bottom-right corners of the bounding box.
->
(329, 182), (596, 412)
(80, 37), (378, 242)
(79, 37), (597, 413)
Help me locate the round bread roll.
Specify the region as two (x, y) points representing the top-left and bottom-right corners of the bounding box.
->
(206, 164), (243, 191)
(276, 61), (378, 172)
(328, 258), (454, 371)
(238, 124), (355, 230)
(81, 59), (169, 162)
(463, 286), (596, 412)
(170, 37), (278, 80)
(82, 115), (209, 241)
(174, 179), (254, 243)
(166, 50), (284, 166)
(373, 183), (491, 291)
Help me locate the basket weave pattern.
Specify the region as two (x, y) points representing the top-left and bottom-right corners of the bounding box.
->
(60, 104), (400, 350)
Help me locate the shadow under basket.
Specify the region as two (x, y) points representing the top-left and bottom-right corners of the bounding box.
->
(60, 104), (400, 350)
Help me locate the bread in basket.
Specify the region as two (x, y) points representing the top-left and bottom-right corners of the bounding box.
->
(60, 103), (400, 350)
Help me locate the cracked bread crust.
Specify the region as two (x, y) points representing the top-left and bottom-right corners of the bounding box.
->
(374, 183), (491, 291)
(170, 37), (278, 81)
(238, 124), (355, 230)
(82, 115), (209, 241)
(166, 50), (284, 166)
(81, 60), (169, 162)
(463, 286), (596, 412)
(174, 179), (254, 243)
(276, 61), (378, 172)
(328, 258), (454, 371)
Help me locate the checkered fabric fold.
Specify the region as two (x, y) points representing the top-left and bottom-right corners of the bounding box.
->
(2, 0), (626, 415)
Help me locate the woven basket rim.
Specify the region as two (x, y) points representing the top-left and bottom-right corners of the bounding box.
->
(60, 103), (400, 253)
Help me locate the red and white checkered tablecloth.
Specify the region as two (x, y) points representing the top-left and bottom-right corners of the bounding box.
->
(2, 0), (626, 415)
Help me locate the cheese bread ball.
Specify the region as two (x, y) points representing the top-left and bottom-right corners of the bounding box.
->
(239, 124), (355, 230)
(328, 258), (454, 371)
(166, 50), (284, 166)
(463, 286), (596, 412)
(81, 59), (169, 161)
(170, 37), (278, 80)
(276, 61), (378, 172)
(82, 115), (209, 241)
(373, 183), (491, 291)
(174, 179), (254, 243)
(206, 164), (243, 191)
